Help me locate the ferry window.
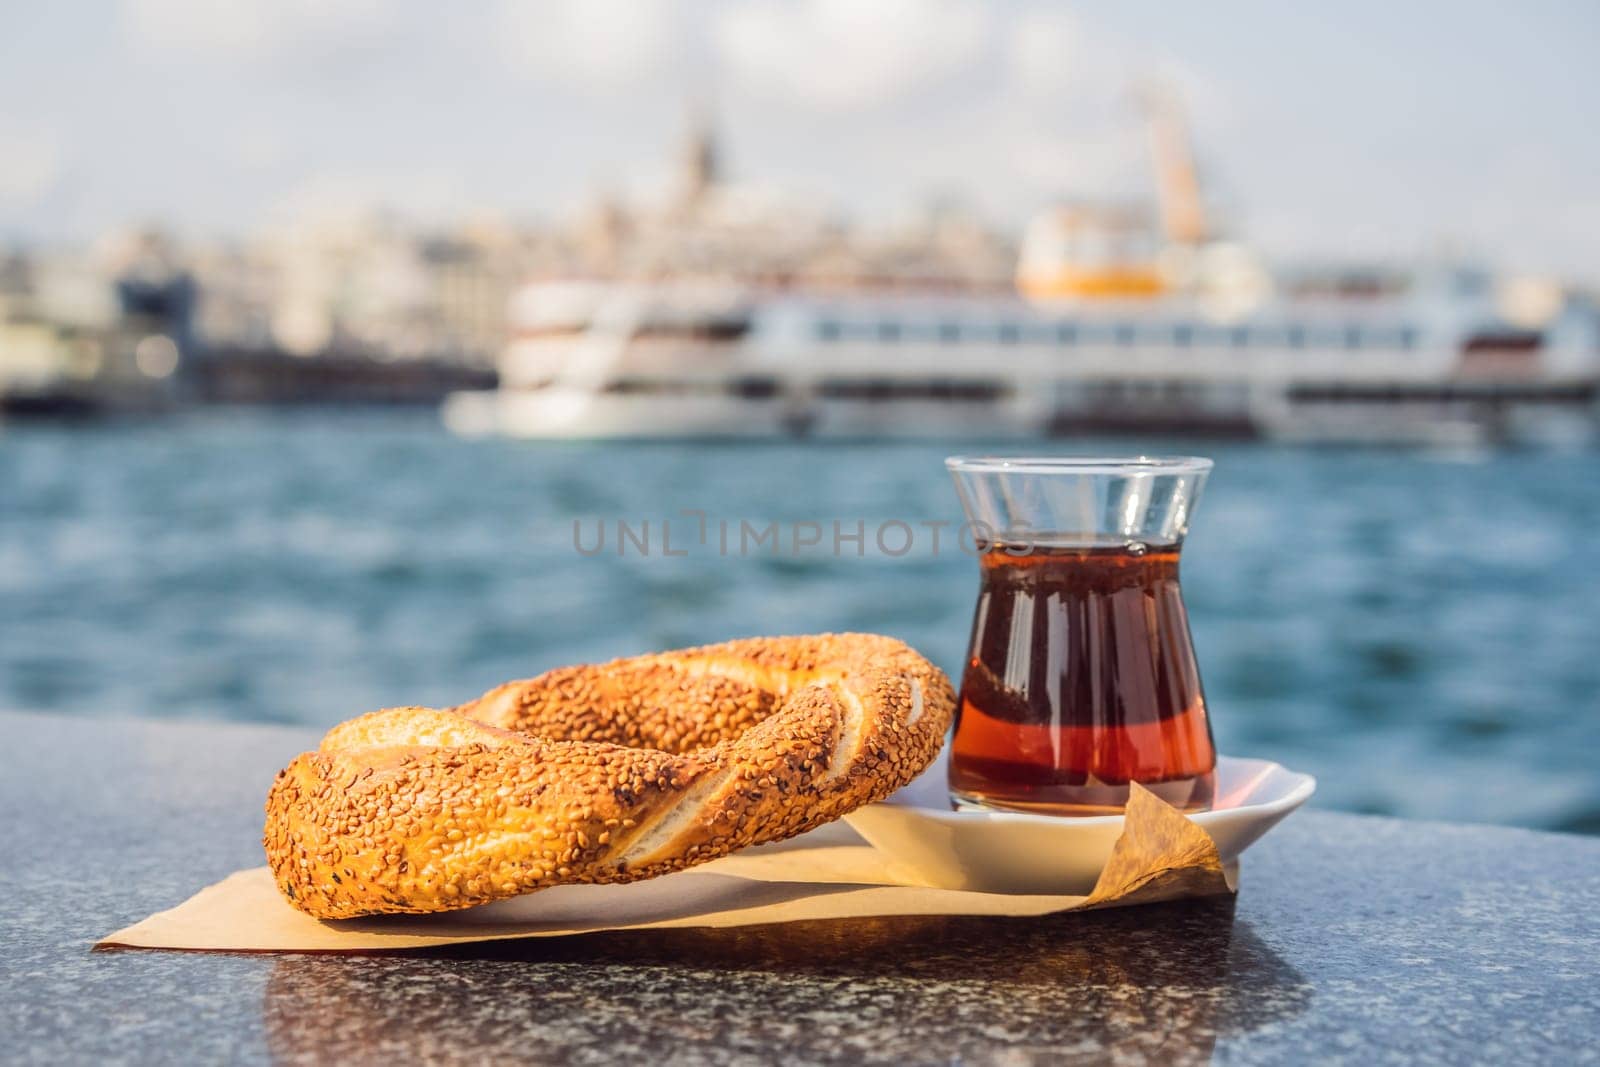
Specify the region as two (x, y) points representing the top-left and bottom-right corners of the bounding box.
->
(1286, 325), (1307, 349)
(938, 322), (961, 343)
(704, 318), (750, 341)
(1172, 324), (1194, 346)
(729, 376), (780, 399)
(877, 321), (901, 342)
(1343, 325), (1364, 349)
(817, 319), (841, 342)
(998, 323), (1021, 344)
(818, 378), (1005, 402)
(1055, 322), (1077, 344)
(1114, 324), (1138, 346)
(1230, 325), (1252, 347)
(1397, 327), (1419, 349)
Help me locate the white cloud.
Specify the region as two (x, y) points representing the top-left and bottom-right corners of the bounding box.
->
(121, 0), (385, 62)
(1008, 7), (1079, 103)
(989, 10), (1142, 200)
(0, 123), (62, 203)
(714, 0), (992, 110)
(1003, 8), (1148, 124)
(227, 127), (291, 171)
(498, 0), (682, 92)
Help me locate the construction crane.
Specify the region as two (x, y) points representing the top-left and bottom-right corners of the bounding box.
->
(1138, 82), (1208, 247)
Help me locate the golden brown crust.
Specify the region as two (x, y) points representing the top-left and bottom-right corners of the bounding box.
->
(264, 633), (955, 918)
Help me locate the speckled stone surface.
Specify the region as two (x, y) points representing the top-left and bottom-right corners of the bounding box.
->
(1, 710), (1596, 1065)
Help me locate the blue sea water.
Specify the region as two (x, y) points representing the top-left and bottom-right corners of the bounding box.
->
(2, 410), (1597, 833)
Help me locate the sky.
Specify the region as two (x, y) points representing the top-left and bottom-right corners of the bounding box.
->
(1, 0), (1597, 280)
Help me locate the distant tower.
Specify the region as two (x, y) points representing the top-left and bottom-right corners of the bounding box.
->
(676, 110), (719, 213)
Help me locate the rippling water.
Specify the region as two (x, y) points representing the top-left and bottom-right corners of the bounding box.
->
(3, 411), (1597, 833)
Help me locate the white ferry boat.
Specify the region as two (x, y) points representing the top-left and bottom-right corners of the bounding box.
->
(443, 264), (1599, 445)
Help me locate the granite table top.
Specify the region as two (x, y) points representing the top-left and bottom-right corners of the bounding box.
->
(1, 709), (1596, 1065)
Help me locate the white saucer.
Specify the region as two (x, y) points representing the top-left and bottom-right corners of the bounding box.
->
(843, 752), (1315, 894)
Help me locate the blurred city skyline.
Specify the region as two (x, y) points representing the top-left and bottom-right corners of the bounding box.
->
(2, 1), (1598, 281)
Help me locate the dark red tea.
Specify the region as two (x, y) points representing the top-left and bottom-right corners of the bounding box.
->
(951, 541), (1217, 814)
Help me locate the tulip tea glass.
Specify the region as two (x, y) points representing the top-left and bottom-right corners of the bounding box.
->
(946, 456), (1216, 816)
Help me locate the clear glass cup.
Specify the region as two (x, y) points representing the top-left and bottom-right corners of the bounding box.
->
(946, 456), (1216, 815)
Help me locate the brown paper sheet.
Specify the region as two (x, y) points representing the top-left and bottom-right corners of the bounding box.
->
(98, 784), (1236, 953)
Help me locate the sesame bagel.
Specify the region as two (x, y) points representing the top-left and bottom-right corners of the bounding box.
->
(264, 633), (955, 919)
